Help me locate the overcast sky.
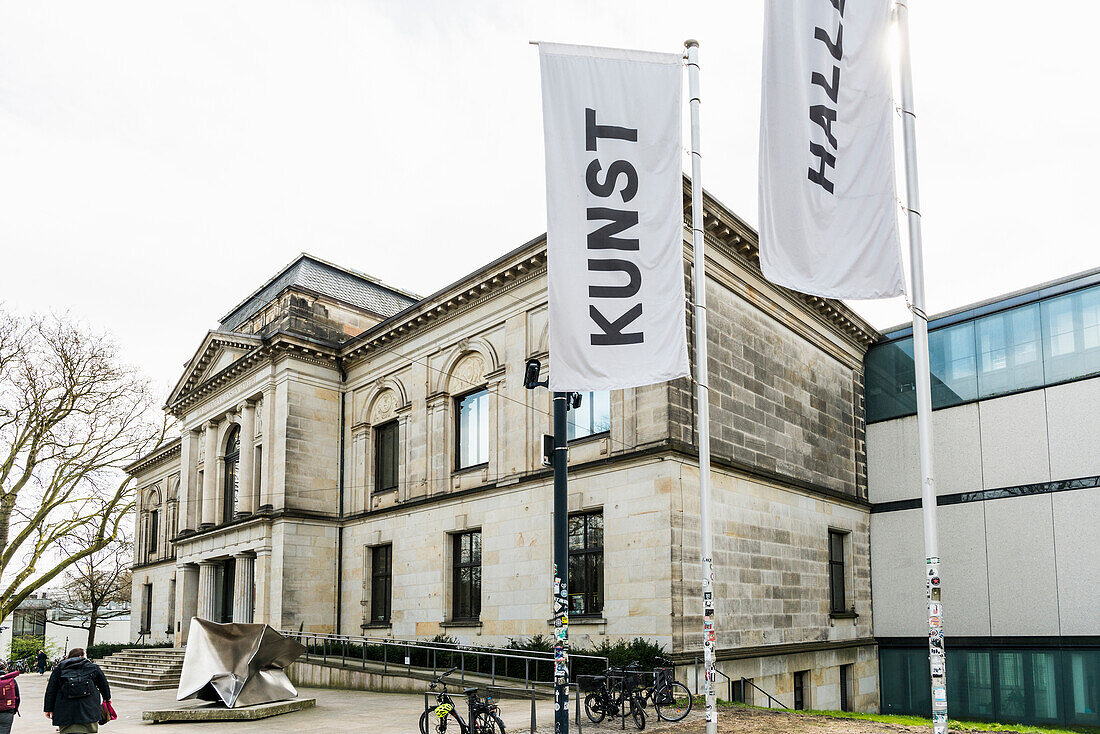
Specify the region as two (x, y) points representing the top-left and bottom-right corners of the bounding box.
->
(1, 1), (1097, 398)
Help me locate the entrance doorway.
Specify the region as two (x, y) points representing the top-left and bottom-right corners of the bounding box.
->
(215, 558), (235, 623)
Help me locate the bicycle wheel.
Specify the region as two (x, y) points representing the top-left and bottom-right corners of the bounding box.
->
(630, 698), (646, 731)
(654, 682), (693, 722)
(584, 692), (606, 723)
(474, 711), (506, 734)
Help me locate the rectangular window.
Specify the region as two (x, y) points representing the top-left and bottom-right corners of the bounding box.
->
(793, 670), (808, 710)
(148, 510), (159, 557)
(451, 530), (482, 621)
(370, 544), (392, 623)
(568, 511), (604, 616)
(840, 664), (853, 711)
(829, 530), (847, 614)
(12, 609), (45, 638)
(141, 583), (153, 633)
(567, 391), (611, 440)
(456, 389), (490, 469)
(374, 420), (399, 493)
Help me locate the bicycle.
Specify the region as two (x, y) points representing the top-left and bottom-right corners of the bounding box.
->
(637, 657), (692, 722)
(419, 667), (506, 734)
(581, 665), (646, 730)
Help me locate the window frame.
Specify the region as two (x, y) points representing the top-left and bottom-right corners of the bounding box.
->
(148, 509), (159, 559)
(373, 420), (400, 494)
(451, 530), (482, 622)
(223, 425), (240, 521)
(454, 388), (490, 471)
(568, 510), (604, 617)
(828, 529), (848, 615)
(566, 391), (612, 442)
(369, 544), (393, 624)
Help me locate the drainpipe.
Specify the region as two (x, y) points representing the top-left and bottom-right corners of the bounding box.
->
(335, 359), (346, 635)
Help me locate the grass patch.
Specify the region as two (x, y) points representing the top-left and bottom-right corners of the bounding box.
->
(712, 703), (1100, 734)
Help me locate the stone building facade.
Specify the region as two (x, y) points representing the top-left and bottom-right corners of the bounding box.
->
(129, 188), (881, 711)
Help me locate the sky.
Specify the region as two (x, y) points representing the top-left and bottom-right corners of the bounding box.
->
(1, 1), (1097, 399)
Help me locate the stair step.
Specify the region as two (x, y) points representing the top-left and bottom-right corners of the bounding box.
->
(101, 648), (185, 690)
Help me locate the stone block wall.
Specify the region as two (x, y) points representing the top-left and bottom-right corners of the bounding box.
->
(673, 276), (864, 497)
(130, 561), (177, 644)
(670, 457), (873, 654)
(283, 373), (341, 514)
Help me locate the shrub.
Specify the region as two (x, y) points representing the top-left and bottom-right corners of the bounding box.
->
(85, 642), (172, 660)
(9, 636), (62, 664)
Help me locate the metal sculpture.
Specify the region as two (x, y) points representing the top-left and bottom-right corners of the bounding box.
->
(177, 618), (305, 708)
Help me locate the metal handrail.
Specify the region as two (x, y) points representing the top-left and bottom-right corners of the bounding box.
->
(692, 656), (734, 702)
(283, 630), (608, 690)
(741, 676), (788, 709)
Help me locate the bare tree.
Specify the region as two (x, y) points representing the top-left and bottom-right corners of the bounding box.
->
(51, 529), (133, 647)
(0, 309), (167, 623)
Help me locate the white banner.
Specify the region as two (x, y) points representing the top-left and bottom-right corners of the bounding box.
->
(540, 42), (689, 392)
(759, 0), (905, 300)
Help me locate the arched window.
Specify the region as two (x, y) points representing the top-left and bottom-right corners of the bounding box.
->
(224, 425), (240, 521)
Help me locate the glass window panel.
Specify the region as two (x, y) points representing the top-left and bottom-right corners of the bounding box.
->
(865, 339), (917, 422)
(1066, 651), (1100, 726)
(879, 648), (932, 716)
(471, 532), (481, 561)
(1031, 651), (1060, 721)
(591, 553), (603, 613)
(997, 652), (1027, 721)
(374, 421), (399, 492)
(568, 555), (586, 614)
(568, 516), (585, 550)
(929, 321), (977, 407)
(589, 513), (604, 548)
(457, 390), (490, 468)
(947, 650), (992, 719)
(568, 391), (611, 440)
(977, 305), (1044, 398)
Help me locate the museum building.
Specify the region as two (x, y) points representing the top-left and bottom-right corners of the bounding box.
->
(128, 187), (882, 711)
(866, 267), (1100, 727)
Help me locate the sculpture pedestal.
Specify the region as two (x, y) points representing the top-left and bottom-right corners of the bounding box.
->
(143, 697), (316, 723)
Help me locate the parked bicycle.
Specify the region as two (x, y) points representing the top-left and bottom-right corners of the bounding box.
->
(581, 664), (646, 730)
(637, 657), (692, 722)
(419, 667), (506, 734)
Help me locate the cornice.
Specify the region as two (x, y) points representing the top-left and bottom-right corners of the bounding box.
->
(340, 249), (547, 367)
(167, 336), (339, 418)
(125, 438), (182, 477)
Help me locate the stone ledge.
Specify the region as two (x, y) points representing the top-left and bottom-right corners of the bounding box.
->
(142, 697), (316, 722)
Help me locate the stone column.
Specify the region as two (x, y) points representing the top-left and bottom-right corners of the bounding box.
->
(259, 387), (275, 511)
(237, 402), (256, 516)
(253, 549), (272, 625)
(200, 421), (219, 528)
(232, 553), (255, 623)
(178, 429), (198, 533)
(176, 564), (199, 646)
(197, 561), (219, 621)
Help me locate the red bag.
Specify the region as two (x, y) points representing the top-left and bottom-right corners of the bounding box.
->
(99, 700), (117, 725)
(0, 671), (19, 714)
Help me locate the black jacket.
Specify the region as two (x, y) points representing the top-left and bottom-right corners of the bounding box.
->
(43, 657), (111, 727)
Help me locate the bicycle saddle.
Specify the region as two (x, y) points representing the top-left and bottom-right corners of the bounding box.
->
(463, 687), (479, 695)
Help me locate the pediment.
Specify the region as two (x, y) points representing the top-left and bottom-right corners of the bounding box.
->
(167, 331), (263, 406)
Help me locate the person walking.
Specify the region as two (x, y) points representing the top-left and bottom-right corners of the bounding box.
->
(0, 664), (19, 734)
(35, 651), (47, 676)
(43, 649), (111, 734)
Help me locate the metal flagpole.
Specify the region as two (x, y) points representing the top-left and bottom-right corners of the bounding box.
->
(894, 4), (948, 733)
(685, 39), (717, 734)
(552, 391), (570, 734)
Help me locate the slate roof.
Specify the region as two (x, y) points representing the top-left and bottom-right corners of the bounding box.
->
(219, 254), (419, 332)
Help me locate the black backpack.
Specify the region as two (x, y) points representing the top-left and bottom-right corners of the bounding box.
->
(61, 669), (93, 700)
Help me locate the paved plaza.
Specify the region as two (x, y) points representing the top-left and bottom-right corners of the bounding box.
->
(16, 670), (561, 733)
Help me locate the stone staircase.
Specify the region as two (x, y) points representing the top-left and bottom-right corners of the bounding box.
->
(99, 648), (186, 691)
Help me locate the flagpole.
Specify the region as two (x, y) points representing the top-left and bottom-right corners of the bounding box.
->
(685, 39), (718, 734)
(894, 4), (947, 733)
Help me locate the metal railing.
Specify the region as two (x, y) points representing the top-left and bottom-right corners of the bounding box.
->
(692, 656), (735, 702)
(740, 676), (788, 709)
(283, 630), (608, 692)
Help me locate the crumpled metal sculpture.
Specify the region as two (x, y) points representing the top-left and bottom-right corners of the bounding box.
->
(177, 618), (305, 708)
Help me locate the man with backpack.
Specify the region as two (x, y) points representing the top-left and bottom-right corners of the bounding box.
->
(0, 665), (19, 734)
(43, 649), (111, 733)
